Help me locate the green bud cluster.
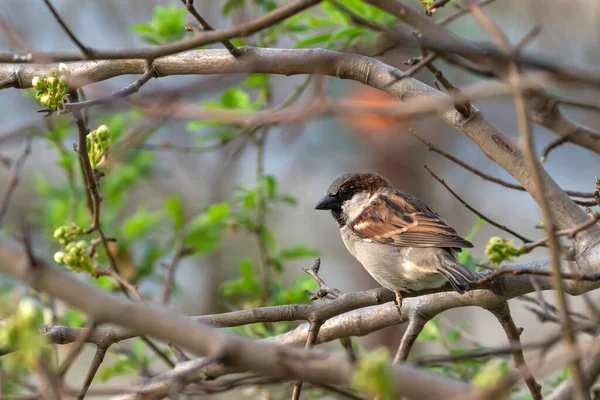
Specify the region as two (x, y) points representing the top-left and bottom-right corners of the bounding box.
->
(485, 237), (525, 265)
(0, 298), (46, 367)
(31, 63), (71, 110)
(87, 125), (110, 168)
(53, 224), (84, 246)
(53, 240), (94, 274)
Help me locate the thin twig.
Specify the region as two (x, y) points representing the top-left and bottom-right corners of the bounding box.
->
(436, 0), (498, 25)
(291, 320), (323, 400)
(409, 127), (595, 200)
(180, 0), (240, 56)
(477, 266), (600, 286)
(540, 134), (573, 164)
(554, 96), (600, 114)
(42, 0), (92, 57)
(162, 243), (193, 305)
(65, 63), (155, 112)
(76, 346), (107, 400)
(424, 165), (532, 243)
(522, 213), (600, 253)
(70, 91), (175, 369)
(468, 4), (588, 397)
(394, 317), (427, 362)
(303, 258), (343, 300)
(414, 42), (471, 118)
(487, 303), (543, 399)
(57, 319), (97, 379)
(0, 134), (32, 228)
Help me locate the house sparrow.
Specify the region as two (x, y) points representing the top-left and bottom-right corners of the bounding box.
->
(315, 172), (480, 308)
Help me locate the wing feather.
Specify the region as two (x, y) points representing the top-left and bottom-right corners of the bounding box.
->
(351, 190), (473, 249)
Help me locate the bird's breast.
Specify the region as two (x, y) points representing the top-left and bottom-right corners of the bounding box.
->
(340, 227), (447, 292)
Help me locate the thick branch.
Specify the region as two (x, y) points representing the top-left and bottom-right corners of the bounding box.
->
(0, 237), (469, 400)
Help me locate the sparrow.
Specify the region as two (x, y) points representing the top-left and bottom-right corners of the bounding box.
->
(315, 172), (480, 308)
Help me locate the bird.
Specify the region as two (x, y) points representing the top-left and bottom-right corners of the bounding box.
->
(315, 172), (481, 309)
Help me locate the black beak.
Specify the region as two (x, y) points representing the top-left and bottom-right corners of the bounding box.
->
(315, 194), (339, 210)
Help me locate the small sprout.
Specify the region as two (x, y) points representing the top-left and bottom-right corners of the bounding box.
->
(31, 76), (44, 90)
(39, 94), (52, 107)
(352, 347), (393, 400)
(31, 64), (71, 111)
(485, 237), (525, 265)
(58, 63), (71, 77)
(17, 298), (39, 323)
(0, 297), (47, 368)
(54, 240), (94, 274)
(53, 224), (84, 246)
(87, 125), (111, 168)
(96, 125), (109, 141)
(53, 251), (66, 264)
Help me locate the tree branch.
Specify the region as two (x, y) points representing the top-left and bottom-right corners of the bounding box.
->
(487, 303), (542, 400)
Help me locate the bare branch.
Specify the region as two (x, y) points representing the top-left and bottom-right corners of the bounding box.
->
(410, 128), (596, 200)
(42, 0), (91, 57)
(180, 0), (240, 57)
(76, 346), (107, 400)
(487, 303), (542, 399)
(0, 0), (321, 62)
(394, 316), (427, 362)
(424, 165), (532, 243)
(0, 134), (32, 228)
(0, 241), (470, 400)
(467, 3), (588, 398)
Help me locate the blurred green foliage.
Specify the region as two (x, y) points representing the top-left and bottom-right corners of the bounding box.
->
(0, 2), (575, 398)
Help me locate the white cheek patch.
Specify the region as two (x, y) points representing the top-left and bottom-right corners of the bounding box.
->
(342, 192), (377, 222)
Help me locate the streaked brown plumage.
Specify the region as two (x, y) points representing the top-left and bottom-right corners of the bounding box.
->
(316, 172), (480, 307)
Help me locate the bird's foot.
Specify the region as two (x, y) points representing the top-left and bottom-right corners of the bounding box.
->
(393, 290), (404, 321)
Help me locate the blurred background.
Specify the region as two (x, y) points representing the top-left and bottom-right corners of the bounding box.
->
(0, 0), (599, 396)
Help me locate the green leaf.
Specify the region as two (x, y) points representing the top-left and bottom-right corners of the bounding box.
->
(244, 74), (270, 89)
(294, 33), (334, 48)
(62, 308), (85, 328)
(184, 203), (230, 254)
(319, 2), (350, 26)
(120, 207), (163, 241)
(260, 175), (277, 199)
(131, 338), (145, 360)
(207, 203), (230, 222)
(221, 88), (251, 109)
(240, 258), (254, 281)
(472, 360), (508, 388)
(278, 244), (320, 259)
(94, 275), (118, 291)
(446, 322), (466, 345)
(130, 5), (187, 45)
(417, 318), (441, 342)
(164, 196), (184, 231)
(98, 355), (137, 382)
(352, 347), (393, 400)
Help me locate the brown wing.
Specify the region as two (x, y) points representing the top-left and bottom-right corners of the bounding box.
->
(351, 190), (473, 249)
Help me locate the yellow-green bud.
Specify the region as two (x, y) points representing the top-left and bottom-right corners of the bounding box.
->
(58, 63), (70, 76)
(53, 226), (67, 238)
(32, 76), (44, 90)
(485, 236), (524, 265)
(96, 125), (109, 141)
(58, 75), (68, 87)
(53, 251), (66, 264)
(17, 298), (38, 323)
(40, 94), (52, 107)
(46, 76), (57, 87)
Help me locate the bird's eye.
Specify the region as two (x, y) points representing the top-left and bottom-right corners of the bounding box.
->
(338, 187), (350, 197)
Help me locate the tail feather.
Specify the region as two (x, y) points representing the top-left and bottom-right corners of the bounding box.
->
(437, 263), (481, 294)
